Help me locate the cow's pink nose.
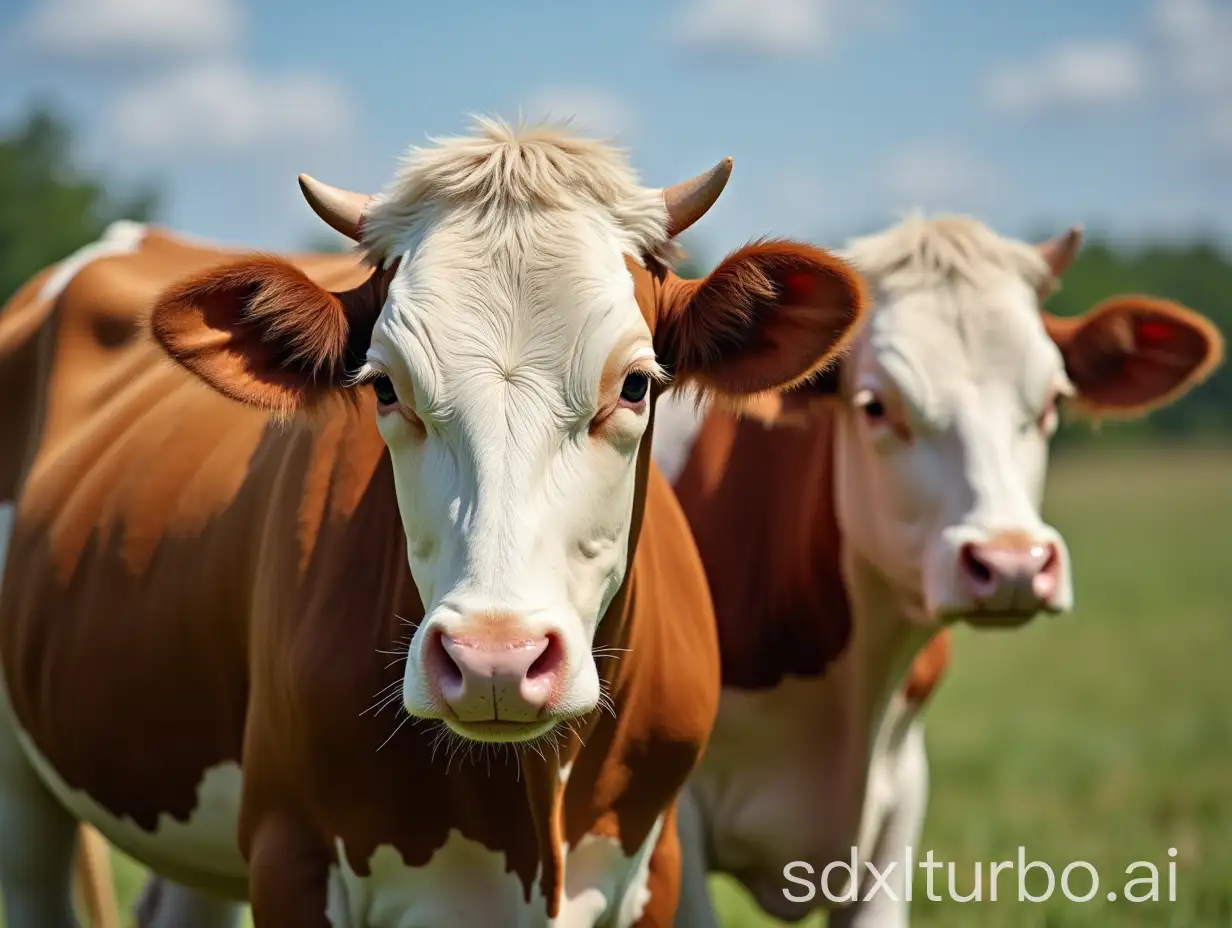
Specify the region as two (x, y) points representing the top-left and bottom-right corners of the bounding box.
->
(425, 630), (563, 722)
(958, 536), (1060, 612)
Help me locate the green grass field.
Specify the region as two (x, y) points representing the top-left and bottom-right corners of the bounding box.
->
(9, 443), (1232, 927)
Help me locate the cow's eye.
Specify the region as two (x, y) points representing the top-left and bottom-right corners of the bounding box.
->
(372, 375), (398, 407)
(620, 372), (650, 405)
(855, 389), (885, 420)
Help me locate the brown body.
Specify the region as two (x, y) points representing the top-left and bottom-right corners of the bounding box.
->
(672, 402), (951, 702)
(0, 230), (720, 924)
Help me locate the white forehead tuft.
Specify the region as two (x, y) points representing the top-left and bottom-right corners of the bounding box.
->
(839, 214), (1068, 409)
(840, 212), (1054, 298)
(358, 116), (676, 269)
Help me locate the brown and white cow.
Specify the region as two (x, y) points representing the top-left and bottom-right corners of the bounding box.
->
(652, 214), (1224, 927)
(0, 119), (869, 928)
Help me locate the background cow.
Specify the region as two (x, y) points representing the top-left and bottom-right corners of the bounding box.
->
(652, 214), (1224, 927)
(0, 120), (868, 927)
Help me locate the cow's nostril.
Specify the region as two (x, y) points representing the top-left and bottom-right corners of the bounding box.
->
(960, 543), (993, 584)
(1039, 542), (1059, 576)
(527, 634), (563, 682)
(428, 630), (463, 691)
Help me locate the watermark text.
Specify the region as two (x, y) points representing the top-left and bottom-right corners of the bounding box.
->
(783, 847), (1178, 905)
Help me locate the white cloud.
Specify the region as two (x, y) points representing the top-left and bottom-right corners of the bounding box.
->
(983, 39), (1148, 114)
(983, 0), (1232, 162)
(1151, 0), (1232, 98)
(1206, 107), (1232, 156)
(669, 0), (902, 59)
(109, 59), (351, 159)
(521, 87), (638, 141)
(879, 140), (1001, 212)
(16, 0), (241, 67)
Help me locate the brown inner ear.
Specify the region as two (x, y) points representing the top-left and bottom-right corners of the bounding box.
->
(1045, 297), (1224, 415)
(660, 242), (865, 398)
(735, 362), (844, 427)
(152, 256), (395, 415)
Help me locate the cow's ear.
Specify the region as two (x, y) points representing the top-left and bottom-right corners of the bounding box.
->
(1044, 295), (1224, 417)
(657, 240), (866, 399)
(151, 257), (382, 416)
(736, 363), (845, 427)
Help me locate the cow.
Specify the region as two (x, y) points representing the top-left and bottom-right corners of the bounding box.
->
(0, 118), (869, 928)
(651, 214), (1224, 927)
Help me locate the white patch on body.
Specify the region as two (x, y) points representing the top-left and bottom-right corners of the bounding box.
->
(690, 678), (924, 921)
(326, 814), (664, 928)
(649, 390), (709, 484)
(13, 740), (247, 893)
(38, 220), (146, 302)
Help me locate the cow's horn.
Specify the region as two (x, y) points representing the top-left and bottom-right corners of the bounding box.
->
(1035, 224), (1084, 279)
(663, 157), (734, 238)
(298, 174), (373, 242)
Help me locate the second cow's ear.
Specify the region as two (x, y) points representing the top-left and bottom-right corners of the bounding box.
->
(657, 240), (867, 399)
(1043, 295), (1224, 417)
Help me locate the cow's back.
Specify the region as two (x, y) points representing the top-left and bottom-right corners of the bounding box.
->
(0, 228), (375, 895)
(0, 256), (66, 502)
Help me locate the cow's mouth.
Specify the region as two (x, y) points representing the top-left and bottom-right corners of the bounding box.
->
(443, 718), (558, 744)
(960, 609), (1039, 628)
(940, 604), (1061, 628)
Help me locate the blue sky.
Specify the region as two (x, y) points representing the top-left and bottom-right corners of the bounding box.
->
(2, 0), (1230, 260)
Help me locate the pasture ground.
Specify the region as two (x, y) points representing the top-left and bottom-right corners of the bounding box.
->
(5, 443), (1232, 927)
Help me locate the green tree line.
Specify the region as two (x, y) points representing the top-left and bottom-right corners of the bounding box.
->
(2, 109), (1227, 444)
(0, 107), (158, 304)
(1042, 239), (1231, 446)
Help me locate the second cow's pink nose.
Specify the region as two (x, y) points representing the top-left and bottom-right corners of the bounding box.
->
(959, 535), (1060, 612)
(427, 631), (563, 722)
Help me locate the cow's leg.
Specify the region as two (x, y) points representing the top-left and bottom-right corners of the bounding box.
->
(247, 814), (332, 927)
(831, 719), (929, 928)
(134, 875), (244, 928)
(630, 804), (681, 928)
(0, 699), (80, 928)
(0, 502), (80, 928)
(671, 787), (720, 928)
(74, 824), (120, 928)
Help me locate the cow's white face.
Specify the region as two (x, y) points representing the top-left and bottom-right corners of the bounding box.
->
(365, 207), (659, 742)
(835, 249), (1073, 626)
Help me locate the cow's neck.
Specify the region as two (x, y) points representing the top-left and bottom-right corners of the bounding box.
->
(678, 404), (932, 741)
(285, 400), (660, 914)
(826, 407), (935, 739)
(672, 406), (851, 693)
(837, 545), (934, 737)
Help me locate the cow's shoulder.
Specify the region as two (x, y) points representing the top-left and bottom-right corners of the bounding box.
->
(624, 461), (721, 740)
(674, 404), (852, 691)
